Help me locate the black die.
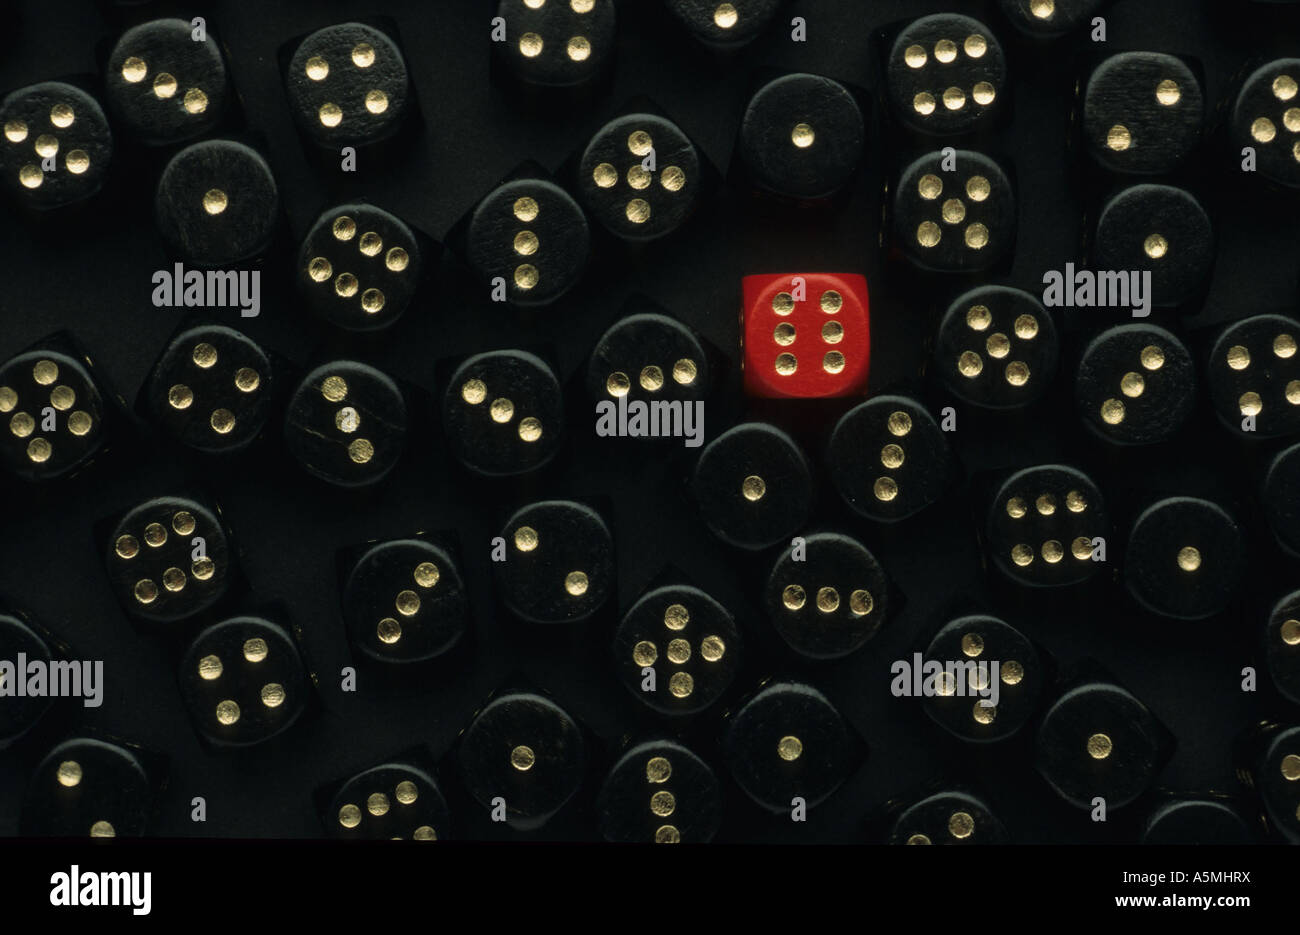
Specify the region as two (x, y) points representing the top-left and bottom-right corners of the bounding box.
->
(894, 150), (1015, 272)
(986, 464), (1109, 588)
(887, 15), (1007, 136)
(443, 350), (564, 477)
(0, 346), (108, 481)
(0, 82), (112, 209)
(493, 500), (613, 624)
(935, 286), (1058, 410)
(326, 762), (450, 840)
(596, 739), (722, 843)
(21, 737), (156, 837)
(1075, 323), (1195, 445)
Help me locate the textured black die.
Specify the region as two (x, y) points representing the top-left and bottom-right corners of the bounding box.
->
(612, 583), (741, 715)
(894, 150), (1015, 272)
(298, 204), (421, 331)
(887, 15), (1007, 136)
(999, 0), (1103, 39)
(1139, 797), (1255, 844)
(0, 348), (107, 481)
(105, 495), (232, 623)
(1231, 58), (1300, 190)
(828, 395), (953, 522)
(1082, 52), (1204, 175)
(665, 0), (781, 48)
(465, 178), (590, 306)
(1266, 590), (1300, 706)
(578, 113), (703, 242)
(457, 690), (586, 829)
(105, 17), (230, 145)
(587, 312), (709, 408)
(284, 360), (407, 488)
(888, 790), (1008, 845)
(342, 539), (469, 666)
(178, 616), (309, 748)
(285, 22), (410, 148)
(0, 82), (112, 209)
(443, 350), (563, 477)
(738, 73), (865, 200)
(763, 533), (888, 660)
(724, 680), (860, 812)
(920, 615), (1043, 743)
(0, 613), (56, 747)
(935, 286), (1057, 409)
(1035, 677), (1173, 810)
(986, 465), (1108, 588)
(495, 0), (616, 89)
(1207, 313), (1300, 439)
(1091, 183), (1213, 308)
(494, 500), (613, 624)
(1242, 724), (1300, 843)
(155, 139), (279, 267)
(596, 739), (722, 843)
(145, 325), (272, 454)
(1264, 446), (1300, 556)
(326, 763), (450, 840)
(21, 738), (154, 837)
(691, 422), (813, 550)
(1124, 497), (1244, 620)
(1075, 323), (1195, 445)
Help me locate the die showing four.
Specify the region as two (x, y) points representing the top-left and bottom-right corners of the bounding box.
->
(496, 0), (616, 89)
(742, 273), (870, 398)
(0, 81), (112, 209)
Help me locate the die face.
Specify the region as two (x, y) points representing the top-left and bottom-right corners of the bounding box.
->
(724, 681), (858, 812)
(0, 349), (107, 481)
(1232, 58), (1300, 189)
(1266, 591), (1300, 706)
(1075, 323), (1195, 445)
(493, 500), (613, 624)
(764, 532), (887, 660)
(986, 465), (1109, 588)
(1263, 446), (1300, 557)
(612, 584), (740, 715)
(327, 764), (449, 840)
(284, 360), (407, 488)
(496, 0), (616, 88)
(0, 82), (112, 209)
(829, 396), (952, 522)
(1254, 726), (1300, 843)
(938, 287), (1056, 410)
(106, 495), (232, 623)
(738, 74), (865, 200)
(587, 312), (709, 408)
(457, 691), (586, 825)
(1207, 314), (1300, 439)
(443, 350), (563, 477)
(0, 613), (55, 744)
(999, 0), (1103, 39)
(22, 738), (153, 837)
(887, 15), (1006, 136)
(342, 539), (468, 665)
(155, 140), (279, 267)
(690, 422), (814, 550)
(741, 273), (870, 399)
(1092, 184), (1212, 307)
(894, 151), (1015, 272)
(578, 113), (703, 242)
(105, 18), (230, 145)
(889, 791), (1008, 845)
(146, 325), (272, 454)
(1035, 682), (1171, 810)
(1140, 798), (1254, 845)
(596, 739), (721, 843)
(286, 22), (410, 148)
(298, 204), (421, 331)
(1083, 53), (1203, 175)
(920, 615), (1043, 744)
(665, 0), (780, 47)
(1123, 497), (1244, 620)
(178, 616), (309, 748)
(466, 178), (590, 307)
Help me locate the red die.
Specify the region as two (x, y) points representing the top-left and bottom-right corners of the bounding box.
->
(742, 273), (871, 398)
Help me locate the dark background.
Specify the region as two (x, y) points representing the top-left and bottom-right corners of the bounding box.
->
(1, 0), (1298, 843)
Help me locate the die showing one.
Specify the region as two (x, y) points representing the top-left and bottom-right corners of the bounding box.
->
(886, 14), (1007, 136)
(888, 790), (1008, 845)
(596, 739), (722, 843)
(21, 737), (156, 837)
(0, 344), (108, 481)
(1091, 183), (1213, 308)
(1123, 496), (1245, 620)
(742, 273), (870, 398)
(1082, 52), (1204, 175)
(1231, 58), (1300, 190)
(495, 0), (616, 89)
(0, 82), (112, 209)
(935, 285), (1058, 409)
(894, 150), (1015, 272)
(326, 762), (450, 840)
(665, 0), (781, 49)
